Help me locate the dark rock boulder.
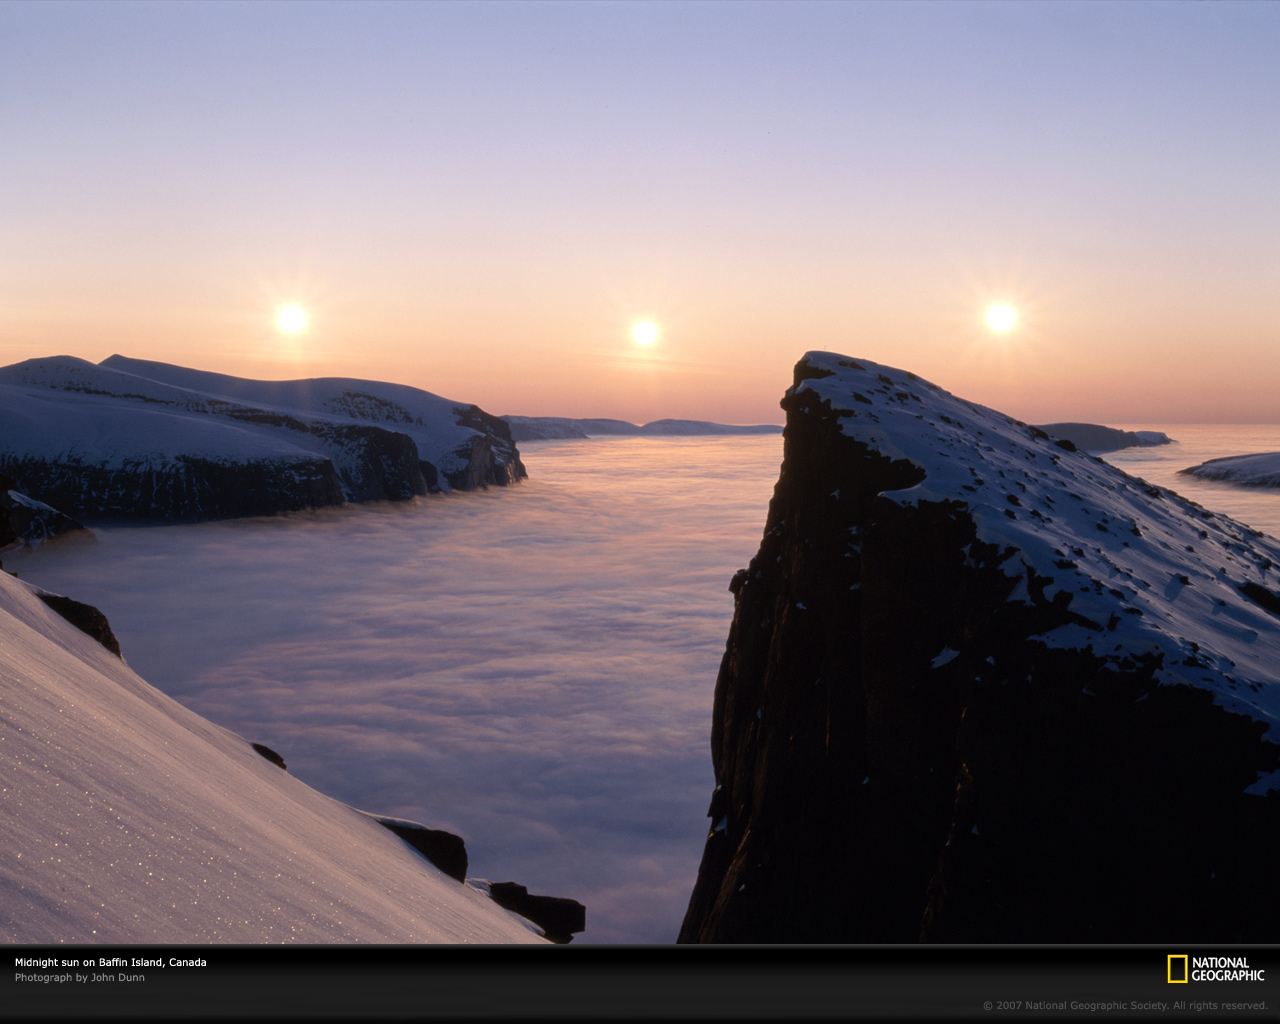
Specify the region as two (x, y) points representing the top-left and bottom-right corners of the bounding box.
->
(36, 592), (122, 658)
(373, 817), (469, 883)
(251, 743), (287, 770)
(486, 882), (586, 944)
(679, 353), (1280, 944)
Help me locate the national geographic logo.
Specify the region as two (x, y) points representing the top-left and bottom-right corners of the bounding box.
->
(1168, 955), (1266, 983)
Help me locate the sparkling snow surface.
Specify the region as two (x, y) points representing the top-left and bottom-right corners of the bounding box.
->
(0, 571), (545, 943)
(796, 352), (1280, 793)
(0, 355), (495, 489)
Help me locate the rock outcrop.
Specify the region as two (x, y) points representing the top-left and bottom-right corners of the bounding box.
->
(0, 473), (90, 552)
(679, 353), (1280, 944)
(35, 590), (122, 658)
(370, 816), (587, 940)
(484, 881), (586, 944)
(0, 355), (526, 522)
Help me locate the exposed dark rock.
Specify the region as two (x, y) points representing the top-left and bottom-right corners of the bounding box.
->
(37, 592), (122, 658)
(0, 473), (90, 549)
(2, 453), (348, 523)
(679, 353), (1280, 944)
(251, 743), (287, 770)
(486, 882), (586, 944)
(376, 819), (469, 883)
(446, 406), (528, 489)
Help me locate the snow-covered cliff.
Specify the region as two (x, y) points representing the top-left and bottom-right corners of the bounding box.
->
(0, 356), (526, 522)
(680, 352), (1280, 943)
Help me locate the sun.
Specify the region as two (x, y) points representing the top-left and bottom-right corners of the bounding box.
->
(986, 304), (1017, 332)
(277, 305), (307, 333)
(631, 320), (658, 346)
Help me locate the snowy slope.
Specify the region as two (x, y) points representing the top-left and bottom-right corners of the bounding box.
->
(1183, 451), (1280, 488)
(796, 352), (1280, 788)
(0, 569), (545, 943)
(98, 354), (517, 485)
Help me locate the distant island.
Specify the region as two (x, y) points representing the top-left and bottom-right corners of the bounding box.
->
(1182, 451), (1280, 489)
(501, 415), (782, 441)
(1032, 422), (1174, 453)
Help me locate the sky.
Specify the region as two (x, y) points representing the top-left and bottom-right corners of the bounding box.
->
(3, 0), (1278, 424)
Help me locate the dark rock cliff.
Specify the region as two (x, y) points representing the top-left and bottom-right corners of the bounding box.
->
(447, 406), (527, 489)
(679, 353), (1280, 944)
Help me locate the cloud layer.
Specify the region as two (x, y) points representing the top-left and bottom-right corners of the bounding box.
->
(18, 436), (782, 942)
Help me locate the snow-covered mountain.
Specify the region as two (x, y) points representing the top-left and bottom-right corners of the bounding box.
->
(1183, 451), (1280, 489)
(680, 352), (1280, 943)
(0, 564), (554, 943)
(0, 356), (526, 522)
(501, 415), (782, 442)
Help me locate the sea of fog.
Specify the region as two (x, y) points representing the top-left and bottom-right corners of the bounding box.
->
(12, 425), (1280, 943)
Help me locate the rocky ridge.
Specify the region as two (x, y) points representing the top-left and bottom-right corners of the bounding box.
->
(679, 352), (1280, 943)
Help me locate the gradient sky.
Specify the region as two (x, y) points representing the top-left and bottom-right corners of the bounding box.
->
(3, 1), (1278, 424)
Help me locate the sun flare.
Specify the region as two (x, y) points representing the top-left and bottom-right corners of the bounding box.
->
(277, 305), (307, 333)
(986, 304), (1017, 332)
(631, 320), (658, 346)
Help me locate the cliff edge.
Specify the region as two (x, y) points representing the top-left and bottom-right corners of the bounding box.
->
(679, 352), (1280, 943)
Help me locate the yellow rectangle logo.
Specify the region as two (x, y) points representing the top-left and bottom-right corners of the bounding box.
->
(1168, 954), (1189, 983)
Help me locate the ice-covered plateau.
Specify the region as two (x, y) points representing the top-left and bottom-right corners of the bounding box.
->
(680, 352), (1280, 944)
(1183, 452), (1280, 489)
(0, 564), (557, 942)
(0, 355), (526, 522)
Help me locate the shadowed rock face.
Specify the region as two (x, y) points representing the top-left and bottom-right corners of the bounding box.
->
(487, 882), (586, 944)
(679, 353), (1280, 944)
(0, 473), (89, 550)
(447, 405), (527, 489)
(36, 592), (122, 658)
